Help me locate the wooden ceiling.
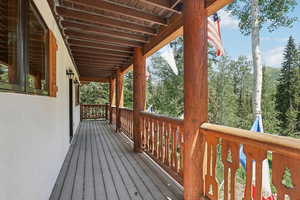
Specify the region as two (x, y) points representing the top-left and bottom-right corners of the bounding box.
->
(48, 0), (232, 81)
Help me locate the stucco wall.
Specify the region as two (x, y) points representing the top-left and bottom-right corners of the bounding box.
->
(0, 0), (80, 199)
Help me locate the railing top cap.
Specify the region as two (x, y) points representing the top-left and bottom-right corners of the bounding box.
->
(201, 122), (300, 155)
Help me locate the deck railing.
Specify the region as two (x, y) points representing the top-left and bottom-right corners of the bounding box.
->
(80, 104), (108, 120)
(120, 108), (133, 140)
(140, 111), (184, 184)
(200, 123), (300, 200)
(111, 107), (300, 198)
(111, 106), (116, 124)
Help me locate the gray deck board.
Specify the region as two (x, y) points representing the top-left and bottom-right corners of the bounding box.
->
(49, 120), (183, 200)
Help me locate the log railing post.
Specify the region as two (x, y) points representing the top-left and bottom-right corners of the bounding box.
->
(116, 69), (123, 132)
(183, 0), (208, 199)
(133, 47), (146, 152)
(109, 78), (115, 124)
(105, 103), (109, 120)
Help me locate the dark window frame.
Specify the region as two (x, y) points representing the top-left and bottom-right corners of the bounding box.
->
(0, 0), (50, 96)
(75, 84), (80, 106)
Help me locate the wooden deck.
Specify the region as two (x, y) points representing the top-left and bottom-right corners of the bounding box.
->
(49, 120), (183, 200)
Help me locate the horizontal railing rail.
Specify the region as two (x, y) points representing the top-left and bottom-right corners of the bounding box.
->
(140, 111), (184, 184)
(200, 123), (300, 200)
(112, 106), (300, 198)
(120, 107), (133, 140)
(80, 104), (108, 120)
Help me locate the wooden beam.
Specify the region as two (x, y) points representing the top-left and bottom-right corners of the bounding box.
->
(56, 6), (157, 36)
(109, 78), (116, 123)
(69, 46), (132, 58)
(138, 0), (181, 13)
(183, 0), (208, 199)
(79, 71), (114, 76)
(206, 0), (234, 17)
(64, 0), (167, 26)
(170, 0), (182, 8)
(133, 47), (146, 153)
(79, 76), (110, 82)
(68, 39), (133, 53)
(61, 20), (148, 43)
(143, 0), (233, 57)
(115, 69), (123, 132)
(64, 29), (142, 47)
(143, 13), (182, 57)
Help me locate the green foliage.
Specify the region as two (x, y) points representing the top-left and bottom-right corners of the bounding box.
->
(123, 71), (133, 109)
(146, 37), (282, 134)
(227, 0), (298, 35)
(80, 82), (109, 105)
(147, 37), (184, 118)
(275, 36), (300, 136)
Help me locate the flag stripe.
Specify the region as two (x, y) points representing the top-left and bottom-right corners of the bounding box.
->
(208, 16), (224, 56)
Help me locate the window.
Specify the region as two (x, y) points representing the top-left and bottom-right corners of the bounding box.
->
(0, 0), (54, 96)
(0, 0), (24, 91)
(27, 2), (49, 95)
(75, 85), (80, 106)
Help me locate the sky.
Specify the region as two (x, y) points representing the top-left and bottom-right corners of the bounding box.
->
(220, 3), (300, 68)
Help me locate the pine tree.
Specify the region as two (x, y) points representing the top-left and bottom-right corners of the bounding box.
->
(275, 36), (300, 136)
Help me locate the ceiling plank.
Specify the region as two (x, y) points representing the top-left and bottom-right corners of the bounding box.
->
(68, 39), (133, 53)
(138, 0), (181, 13)
(56, 6), (157, 36)
(64, 0), (167, 26)
(74, 58), (126, 65)
(72, 52), (130, 61)
(73, 55), (129, 62)
(70, 47), (132, 58)
(78, 62), (121, 67)
(64, 29), (142, 47)
(143, 0), (234, 57)
(79, 77), (110, 82)
(61, 20), (148, 43)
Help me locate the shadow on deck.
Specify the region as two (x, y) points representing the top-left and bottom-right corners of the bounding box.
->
(49, 120), (183, 200)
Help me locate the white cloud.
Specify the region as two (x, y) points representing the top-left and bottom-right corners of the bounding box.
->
(263, 46), (285, 68)
(218, 10), (239, 30)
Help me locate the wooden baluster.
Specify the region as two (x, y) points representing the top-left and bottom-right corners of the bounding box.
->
(159, 120), (163, 161)
(222, 140), (240, 200)
(149, 118), (153, 154)
(153, 119), (158, 158)
(171, 125), (177, 170)
(145, 117), (149, 151)
(165, 123), (170, 166)
(179, 126), (184, 177)
(204, 135), (218, 200)
(243, 144), (267, 200)
(164, 122), (168, 165)
(272, 153), (300, 199)
(141, 116), (144, 148)
(173, 125), (178, 171)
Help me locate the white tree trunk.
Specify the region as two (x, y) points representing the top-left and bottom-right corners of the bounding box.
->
(251, 0), (263, 119)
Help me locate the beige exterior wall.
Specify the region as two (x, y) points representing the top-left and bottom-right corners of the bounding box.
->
(0, 1), (80, 199)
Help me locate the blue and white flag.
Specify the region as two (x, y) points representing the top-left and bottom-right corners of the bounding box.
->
(239, 115), (275, 200)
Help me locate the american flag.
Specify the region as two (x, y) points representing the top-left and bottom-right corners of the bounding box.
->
(208, 13), (225, 56)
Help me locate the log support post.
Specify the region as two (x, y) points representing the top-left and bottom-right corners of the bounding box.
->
(116, 70), (123, 132)
(109, 78), (115, 124)
(34, 72), (42, 89)
(183, 0), (208, 199)
(133, 47), (146, 153)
